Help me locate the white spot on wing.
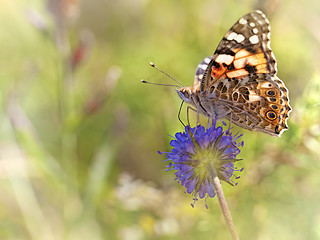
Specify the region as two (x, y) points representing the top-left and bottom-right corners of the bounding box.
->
(227, 32), (237, 40)
(239, 18), (247, 25)
(267, 32), (271, 39)
(204, 57), (211, 64)
(249, 22), (255, 27)
(249, 35), (259, 44)
(260, 82), (272, 88)
(253, 28), (258, 34)
(198, 64), (207, 70)
(249, 93), (261, 102)
(215, 54), (234, 65)
(234, 34), (245, 43)
(267, 40), (271, 49)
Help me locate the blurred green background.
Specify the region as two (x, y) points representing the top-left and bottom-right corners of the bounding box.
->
(1, 0), (320, 239)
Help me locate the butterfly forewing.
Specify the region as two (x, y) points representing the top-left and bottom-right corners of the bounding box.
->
(201, 10), (277, 91)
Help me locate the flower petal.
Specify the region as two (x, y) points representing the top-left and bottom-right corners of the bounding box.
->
(161, 121), (243, 208)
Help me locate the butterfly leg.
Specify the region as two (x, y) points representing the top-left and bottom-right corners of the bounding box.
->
(207, 116), (211, 129)
(177, 101), (186, 127)
(228, 112), (232, 130)
(196, 109), (200, 126)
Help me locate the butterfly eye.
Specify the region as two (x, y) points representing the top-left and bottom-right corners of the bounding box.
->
(266, 110), (277, 120)
(183, 90), (190, 98)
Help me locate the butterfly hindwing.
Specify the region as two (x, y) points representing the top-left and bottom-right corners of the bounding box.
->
(194, 57), (211, 85)
(210, 73), (291, 136)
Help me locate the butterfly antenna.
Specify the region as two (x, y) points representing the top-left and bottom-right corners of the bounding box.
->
(141, 79), (181, 88)
(149, 62), (184, 87)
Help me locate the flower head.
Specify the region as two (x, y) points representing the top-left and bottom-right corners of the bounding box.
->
(160, 120), (244, 208)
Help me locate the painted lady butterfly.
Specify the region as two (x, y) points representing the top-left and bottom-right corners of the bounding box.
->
(177, 10), (291, 137)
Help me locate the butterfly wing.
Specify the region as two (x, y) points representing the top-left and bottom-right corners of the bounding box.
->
(201, 10), (276, 90)
(194, 57), (211, 85)
(199, 10), (291, 136)
(213, 73), (291, 136)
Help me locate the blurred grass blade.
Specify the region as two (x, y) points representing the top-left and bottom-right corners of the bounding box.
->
(3, 148), (57, 240)
(5, 92), (64, 187)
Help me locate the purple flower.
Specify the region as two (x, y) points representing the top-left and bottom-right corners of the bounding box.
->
(160, 120), (244, 208)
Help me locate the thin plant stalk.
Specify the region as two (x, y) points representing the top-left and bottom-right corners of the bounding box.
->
(212, 169), (239, 240)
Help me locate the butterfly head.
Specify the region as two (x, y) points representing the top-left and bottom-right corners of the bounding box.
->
(176, 88), (191, 103)
(176, 86), (200, 105)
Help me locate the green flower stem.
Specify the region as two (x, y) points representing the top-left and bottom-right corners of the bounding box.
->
(212, 169), (239, 240)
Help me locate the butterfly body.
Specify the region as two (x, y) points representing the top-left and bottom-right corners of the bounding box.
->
(177, 10), (291, 137)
